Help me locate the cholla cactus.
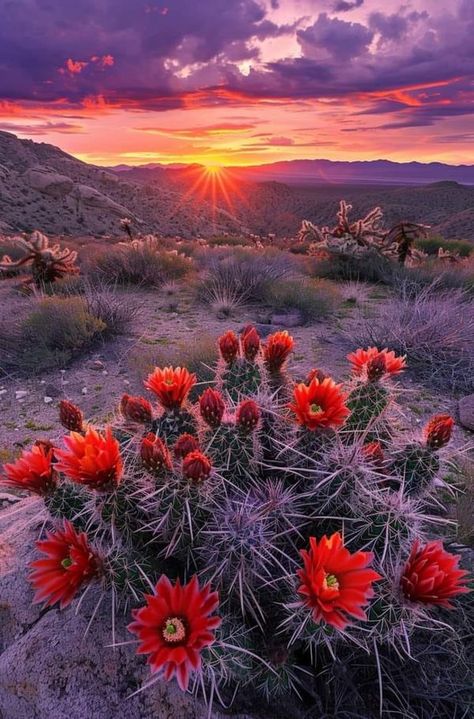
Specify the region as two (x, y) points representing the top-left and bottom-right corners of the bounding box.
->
(0, 230), (79, 286)
(301, 201), (429, 266)
(1, 327), (470, 717)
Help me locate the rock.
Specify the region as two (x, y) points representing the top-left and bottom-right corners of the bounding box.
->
(458, 394), (474, 431)
(0, 500), (252, 719)
(43, 396), (53, 404)
(71, 184), (132, 217)
(81, 387), (88, 395)
(23, 165), (74, 197)
(86, 359), (105, 371)
(269, 311), (303, 328)
(15, 390), (28, 400)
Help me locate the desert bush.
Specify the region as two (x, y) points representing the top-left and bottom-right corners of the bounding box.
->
(263, 277), (341, 322)
(86, 239), (193, 287)
(349, 284), (474, 393)
(207, 234), (252, 247)
(2, 327), (471, 719)
(416, 235), (472, 258)
(312, 249), (394, 283)
(196, 247), (301, 306)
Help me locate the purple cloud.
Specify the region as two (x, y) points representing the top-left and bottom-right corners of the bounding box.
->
(333, 0), (364, 12)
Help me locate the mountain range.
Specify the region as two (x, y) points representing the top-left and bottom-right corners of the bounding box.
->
(0, 130), (473, 240)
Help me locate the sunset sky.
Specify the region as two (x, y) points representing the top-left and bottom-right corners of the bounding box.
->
(0, 0), (473, 167)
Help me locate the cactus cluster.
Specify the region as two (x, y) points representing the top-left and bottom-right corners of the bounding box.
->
(299, 200), (430, 266)
(2, 328), (470, 716)
(0, 230), (79, 287)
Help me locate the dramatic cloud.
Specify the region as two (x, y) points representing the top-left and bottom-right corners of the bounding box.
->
(333, 0), (364, 12)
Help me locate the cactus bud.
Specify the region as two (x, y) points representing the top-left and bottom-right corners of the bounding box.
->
(242, 326), (260, 361)
(366, 355), (386, 382)
(120, 394), (153, 424)
(424, 415), (454, 450)
(219, 331), (239, 364)
(306, 368), (327, 384)
(59, 400), (84, 433)
(174, 433), (200, 460)
(199, 388), (226, 428)
(263, 331), (294, 372)
(236, 399), (260, 433)
(140, 433), (172, 474)
(183, 450), (212, 484)
(362, 441), (385, 466)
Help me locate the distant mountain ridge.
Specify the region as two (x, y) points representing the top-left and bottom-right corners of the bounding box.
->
(0, 131), (473, 240)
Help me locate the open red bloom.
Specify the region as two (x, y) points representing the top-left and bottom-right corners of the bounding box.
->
(218, 331), (240, 364)
(120, 394), (153, 424)
(423, 415), (454, 450)
(289, 377), (349, 430)
(128, 575), (221, 691)
(348, 347), (406, 378)
(2, 444), (57, 496)
(401, 540), (470, 608)
(141, 433), (172, 473)
(263, 330), (294, 372)
(145, 367), (196, 410)
(55, 427), (122, 491)
(236, 399), (260, 432)
(297, 532), (381, 629)
(29, 520), (99, 609)
(59, 400), (84, 433)
(183, 450), (212, 484)
(199, 387), (226, 428)
(241, 326), (260, 361)
(174, 434), (200, 460)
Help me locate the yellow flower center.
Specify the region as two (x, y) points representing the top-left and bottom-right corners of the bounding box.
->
(61, 557), (73, 569)
(165, 379), (174, 386)
(310, 403), (322, 414)
(324, 573), (339, 590)
(162, 616), (187, 644)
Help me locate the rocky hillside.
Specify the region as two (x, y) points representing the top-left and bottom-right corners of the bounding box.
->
(1, 131), (473, 240)
(0, 131), (242, 237)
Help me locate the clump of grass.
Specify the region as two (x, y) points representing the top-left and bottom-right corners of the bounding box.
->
(349, 283), (474, 393)
(263, 277), (341, 323)
(415, 235), (473, 258)
(86, 240), (193, 288)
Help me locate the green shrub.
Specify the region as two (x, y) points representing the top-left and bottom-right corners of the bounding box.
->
(415, 235), (473, 257)
(263, 277), (341, 323)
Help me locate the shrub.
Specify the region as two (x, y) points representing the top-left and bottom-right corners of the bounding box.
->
(348, 284), (474, 393)
(86, 239), (193, 287)
(263, 277), (341, 323)
(3, 327), (471, 719)
(416, 235), (473, 258)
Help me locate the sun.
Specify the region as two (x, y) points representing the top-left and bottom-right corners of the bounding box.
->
(204, 165), (223, 176)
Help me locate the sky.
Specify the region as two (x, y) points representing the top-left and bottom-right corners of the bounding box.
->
(0, 0), (473, 167)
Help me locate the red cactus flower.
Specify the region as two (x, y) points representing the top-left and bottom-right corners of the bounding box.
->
(29, 520), (99, 609)
(366, 354), (387, 382)
(263, 330), (294, 372)
(219, 330), (240, 364)
(120, 394), (153, 424)
(2, 444), (57, 496)
(236, 399), (261, 432)
(297, 532), (381, 629)
(199, 388), (226, 428)
(128, 575), (221, 691)
(183, 450), (212, 484)
(174, 434), (200, 460)
(424, 415), (454, 450)
(141, 433), (172, 473)
(59, 399), (84, 433)
(145, 367), (196, 410)
(348, 347), (406, 378)
(401, 540), (470, 608)
(242, 326), (260, 361)
(307, 368), (327, 384)
(289, 377), (350, 430)
(362, 441), (385, 466)
(55, 427), (122, 491)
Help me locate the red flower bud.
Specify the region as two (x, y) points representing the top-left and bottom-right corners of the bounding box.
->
(120, 394), (153, 424)
(424, 415), (454, 450)
(59, 400), (84, 433)
(183, 450), (212, 484)
(241, 326), (260, 361)
(199, 388), (225, 428)
(174, 434), (200, 460)
(218, 331), (239, 364)
(140, 433), (172, 474)
(263, 331), (294, 372)
(306, 368), (327, 384)
(236, 399), (260, 432)
(362, 441), (385, 466)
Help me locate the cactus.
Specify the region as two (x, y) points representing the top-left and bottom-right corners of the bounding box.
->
(0, 231), (79, 287)
(1, 325), (470, 718)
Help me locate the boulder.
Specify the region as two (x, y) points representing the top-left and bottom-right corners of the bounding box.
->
(23, 165), (74, 197)
(0, 499), (253, 719)
(458, 394), (474, 431)
(71, 184), (132, 217)
(270, 311), (303, 328)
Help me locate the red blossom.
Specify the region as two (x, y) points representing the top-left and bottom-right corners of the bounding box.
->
(401, 540), (470, 608)
(218, 331), (240, 364)
(2, 444), (57, 496)
(423, 415), (454, 450)
(289, 377), (350, 430)
(55, 427), (122, 491)
(29, 520), (99, 609)
(145, 366), (196, 410)
(263, 330), (294, 372)
(297, 532), (381, 629)
(347, 347), (406, 378)
(128, 575), (221, 691)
